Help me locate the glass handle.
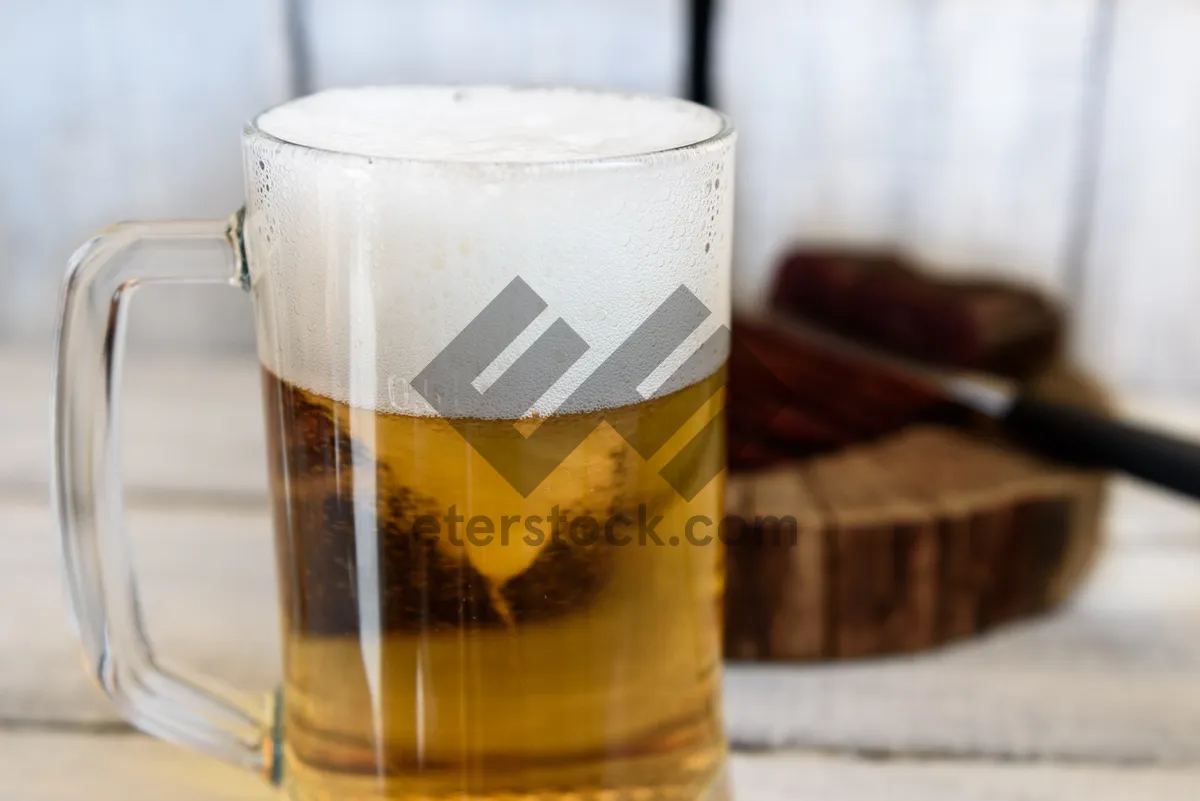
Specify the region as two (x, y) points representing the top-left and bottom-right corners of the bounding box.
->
(52, 213), (274, 775)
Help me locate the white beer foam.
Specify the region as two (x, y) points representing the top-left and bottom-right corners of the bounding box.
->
(243, 86), (734, 417)
(256, 86), (723, 163)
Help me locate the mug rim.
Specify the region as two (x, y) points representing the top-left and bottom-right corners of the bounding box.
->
(243, 84), (735, 171)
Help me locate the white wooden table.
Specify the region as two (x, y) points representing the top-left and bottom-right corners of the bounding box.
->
(4, 347), (1200, 800)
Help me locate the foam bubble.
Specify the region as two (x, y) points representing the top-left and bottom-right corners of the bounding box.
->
(243, 86), (735, 417)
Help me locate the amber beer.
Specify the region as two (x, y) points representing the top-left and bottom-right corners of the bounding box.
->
(263, 365), (727, 800)
(245, 86), (735, 800)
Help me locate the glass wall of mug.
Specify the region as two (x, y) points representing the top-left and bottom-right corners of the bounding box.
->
(55, 86), (734, 801)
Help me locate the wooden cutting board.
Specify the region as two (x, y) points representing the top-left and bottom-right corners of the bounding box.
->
(724, 367), (1109, 661)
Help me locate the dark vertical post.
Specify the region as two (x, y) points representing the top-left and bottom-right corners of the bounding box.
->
(689, 0), (716, 105)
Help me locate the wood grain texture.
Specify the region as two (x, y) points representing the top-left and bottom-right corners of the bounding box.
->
(806, 449), (942, 657)
(8, 344), (1199, 522)
(0, 0), (291, 351)
(716, 0), (1098, 313)
(2, 732), (1199, 801)
(0, 501), (279, 727)
(725, 545), (1200, 763)
(7, 733), (1200, 801)
(725, 407), (1107, 661)
(0, 349), (268, 500)
(304, 0), (688, 95)
(1076, 0), (1200, 399)
(729, 752), (1200, 801)
(5, 493), (1200, 762)
(0, 733), (270, 801)
(5, 349), (1200, 762)
(724, 469), (829, 660)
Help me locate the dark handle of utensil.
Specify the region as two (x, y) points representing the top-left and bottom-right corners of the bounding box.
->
(1002, 395), (1200, 501)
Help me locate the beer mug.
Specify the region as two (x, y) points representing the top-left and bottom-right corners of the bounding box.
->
(53, 86), (735, 800)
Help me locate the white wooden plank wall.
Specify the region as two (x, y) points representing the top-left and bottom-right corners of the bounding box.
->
(718, 0), (1198, 403)
(0, 0), (291, 351)
(1078, 0), (1200, 398)
(1, 0), (1198, 401)
(303, 0), (688, 96)
(717, 0), (1096, 311)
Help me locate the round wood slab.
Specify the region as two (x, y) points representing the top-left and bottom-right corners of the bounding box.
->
(724, 370), (1109, 661)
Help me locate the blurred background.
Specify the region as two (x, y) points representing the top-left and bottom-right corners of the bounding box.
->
(2, 0), (1197, 404)
(6, 2), (1200, 797)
